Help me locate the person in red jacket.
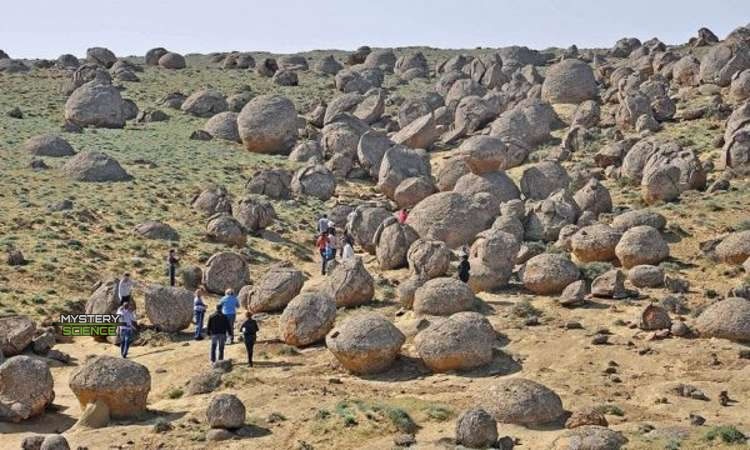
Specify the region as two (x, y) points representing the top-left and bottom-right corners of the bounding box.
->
(316, 232), (329, 275)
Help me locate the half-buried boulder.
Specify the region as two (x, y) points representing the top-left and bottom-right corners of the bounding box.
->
(64, 82), (125, 128)
(192, 185), (233, 216)
(206, 213), (246, 247)
(24, 134), (75, 157)
(522, 254), (580, 295)
(158, 52), (186, 70)
(243, 262), (305, 313)
(206, 393), (245, 429)
(0, 315), (35, 356)
(133, 221), (179, 241)
(234, 195), (276, 232)
(714, 231), (750, 265)
(245, 168), (292, 200)
(455, 408), (498, 449)
(62, 151), (132, 182)
(482, 378), (565, 426)
(238, 94), (298, 155)
(550, 426), (628, 450)
(326, 313), (405, 375)
(0, 355), (55, 422)
(279, 292), (337, 346)
(143, 284), (193, 332)
(413, 277), (476, 316)
(69, 356), (150, 418)
(323, 257), (374, 307)
(695, 297), (750, 342)
(415, 312), (495, 372)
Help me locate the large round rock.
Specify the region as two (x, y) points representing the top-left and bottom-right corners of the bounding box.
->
(203, 111), (240, 142)
(143, 285), (194, 332)
(62, 151), (132, 182)
(279, 292), (337, 347)
(455, 408), (498, 449)
(203, 252), (249, 294)
(542, 59), (598, 104)
(695, 297), (750, 342)
(374, 220), (419, 270)
(522, 254), (580, 295)
(415, 312), (495, 372)
(482, 378), (565, 426)
(413, 277), (476, 316)
(234, 195), (276, 232)
(715, 231), (750, 265)
(206, 393), (245, 429)
(0, 315), (36, 356)
(238, 94), (298, 155)
(406, 192), (496, 248)
(323, 257), (374, 307)
(24, 134), (75, 157)
(615, 225), (669, 268)
(407, 239), (452, 279)
(291, 164), (336, 201)
(181, 89), (227, 118)
(64, 82), (125, 128)
(243, 263), (305, 313)
(326, 313), (405, 375)
(570, 224), (622, 263)
(69, 356), (151, 418)
(0, 355), (55, 422)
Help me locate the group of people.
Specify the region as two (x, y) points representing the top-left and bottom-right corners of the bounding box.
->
(316, 214), (355, 275)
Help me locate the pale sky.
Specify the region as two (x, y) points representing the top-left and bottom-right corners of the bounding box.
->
(2, 0), (748, 59)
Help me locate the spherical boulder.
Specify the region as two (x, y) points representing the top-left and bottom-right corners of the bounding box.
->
(374, 219), (420, 270)
(573, 178), (612, 216)
(202, 252), (249, 294)
(406, 192), (496, 249)
(407, 239), (451, 279)
(243, 263), (305, 313)
(415, 312), (495, 371)
(522, 254), (580, 295)
(413, 277), (476, 316)
(323, 257), (374, 307)
(203, 111), (240, 143)
(192, 184), (233, 216)
(377, 145), (431, 200)
(0, 355), (54, 422)
(695, 297), (750, 341)
(520, 161), (570, 200)
(279, 292), (337, 346)
(69, 356), (150, 418)
(456, 135), (508, 174)
(145, 47), (168, 66)
(234, 195), (276, 232)
(143, 285), (193, 332)
(542, 59), (598, 104)
(326, 313), (405, 375)
(24, 134), (75, 157)
(715, 231), (750, 265)
(346, 205), (392, 254)
(64, 82), (125, 128)
(482, 378), (565, 426)
(570, 224), (622, 263)
(158, 52), (186, 70)
(206, 393), (245, 429)
(206, 213), (246, 247)
(238, 94), (298, 155)
(615, 225), (669, 268)
(455, 408), (498, 449)
(181, 89), (228, 118)
(62, 151), (132, 182)
(0, 315), (35, 356)
(291, 164), (336, 201)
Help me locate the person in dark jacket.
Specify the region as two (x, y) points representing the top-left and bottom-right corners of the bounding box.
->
(458, 253), (471, 283)
(167, 248), (179, 287)
(239, 311), (260, 367)
(207, 304), (230, 363)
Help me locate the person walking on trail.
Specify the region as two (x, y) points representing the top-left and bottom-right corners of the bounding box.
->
(240, 311), (260, 367)
(167, 248), (179, 287)
(458, 253), (471, 283)
(116, 300), (137, 358)
(318, 214), (332, 235)
(193, 287), (207, 340)
(342, 241), (354, 260)
(316, 232), (330, 275)
(327, 227), (339, 259)
(207, 304), (230, 363)
(219, 289), (239, 344)
(397, 209), (409, 224)
(118, 273), (135, 305)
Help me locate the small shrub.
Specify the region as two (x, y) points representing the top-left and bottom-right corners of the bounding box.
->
(594, 404), (624, 417)
(166, 387), (183, 399)
(704, 425), (747, 444)
(511, 299), (541, 318)
(425, 405), (452, 422)
(580, 262), (614, 281)
(277, 345), (300, 356)
(731, 220), (750, 232)
(315, 409), (330, 420)
(384, 407), (418, 433)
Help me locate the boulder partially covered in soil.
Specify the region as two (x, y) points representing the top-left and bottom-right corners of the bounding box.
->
(143, 285), (193, 332)
(550, 426), (628, 450)
(203, 252), (249, 294)
(628, 265), (664, 288)
(615, 225), (669, 268)
(695, 297), (750, 341)
(326, 313), (405, 375)
(291, 164), (336, 201)
(323, 257), (374, 307)
(611, 209), (666, 232)
(415, 312), (495, 372)
(24, 134), (75, 157)
(243, 263), (305, 313)
(62, 151), (132, 182)
(206, 394), (245, 429)
(413, 277), (476, 316)
(133, 221), (179, 241)
(483, 378), (565, 426)
(0, 315), (35, 356)
(69, 356), (151, 418)
(0, 355), (54, 422)
(279, 292), (337, 347)
(639, 304), (672, 331)
(455, 408), (498, 449)
(64, 82), (125, 128)
(522, 254), (580, 295)
(238, 94), (298, 154)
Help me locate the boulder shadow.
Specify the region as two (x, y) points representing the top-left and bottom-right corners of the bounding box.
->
(0, 404), (77, 434)
(360, 355), (431, 382)
(458, 349), (522, 379)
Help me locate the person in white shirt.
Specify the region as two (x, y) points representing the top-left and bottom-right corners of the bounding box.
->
(118, 273), (134, 305)
(342, 242), (354, 260)
(318, 214), (331, 234)
(116, 300), (137, 358)
(193, 288), (207, 340)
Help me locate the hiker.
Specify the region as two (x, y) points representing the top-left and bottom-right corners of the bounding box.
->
(327, 227), (339, 259)
(167, 248), (179, 287)
(239, 311), (259, 367)
(316, 232), (330, 275)
(207, 304), (230, 363)
(116, 299), (137, 358)
(397, 208), (409, 224)
(342, 240), (354, 260)
(118, 273), (134, 305)
(193, 287), (207, 340)
(318, 213), (332, 235)
(219, 288), (239, 344)
(458, 253), (471, 283)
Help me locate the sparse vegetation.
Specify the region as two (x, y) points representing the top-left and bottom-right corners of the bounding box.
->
(704, 426), (747, 444)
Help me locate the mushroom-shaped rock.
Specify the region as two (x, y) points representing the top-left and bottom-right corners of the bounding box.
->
(64, 82), (125, 128)
(455, 408), (498, 449)
(413, 277), (476, 316)
(279, 292), (337, 346)
(0, 315), (36, 356)
(0, 355), (54, 422)
(24, 134), (75, 157)
(573, 178), (612, 216)
(181, 89), (228, 118)
(522, 254), (580, 295)
(206, 394), (245, 429)
(238, 94), (298, 155)
(570, 224), (622, 263)
(715, 231), (750, 265)
(203, 252), (249, 294)
(62, 151), (132, 182)
(291, 164), (336, 201)
(550, 426), (628, 450)
(133, 221), (179, 241)
(192, 184), (233, 215)
(243, 263), (305, 313)
(615, 225), (669, 268)
(415, 312), (495, 372)
(234, 195), (276, 232)
(69, 356), (150, 418)
(542, 59), (598, 104)
(482, 378), (565, 426)
(695, 297), (750, 341)
(373, 219), (419, 270)
(326, 313), (405, 375)
(407, 239), (452, 279)
(203, 111), (240, 143)
(520, 161), (570, 200)
(323, 257), (374, 307)
(206, 213), (246, 247)
(406, 192), (496, 248)
(143, 285), (193, 332)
